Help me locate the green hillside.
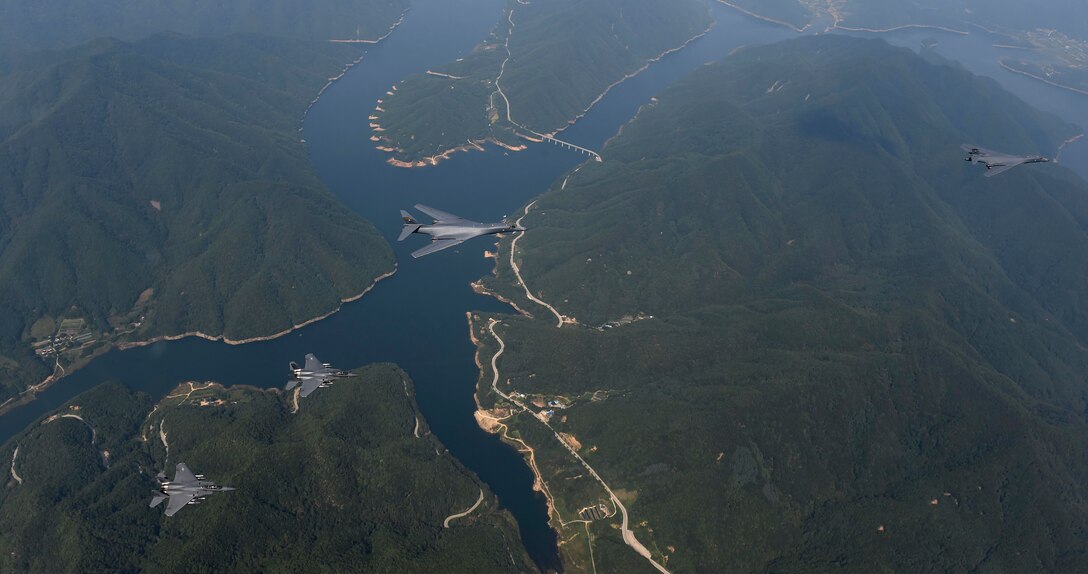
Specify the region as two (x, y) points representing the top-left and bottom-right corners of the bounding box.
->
(0, 36), (394, 402)
(0, 366), (534, 573)
(374, 0), (711, 164)
(0, 0), (408, 51)
(476, 35), (1088, 572)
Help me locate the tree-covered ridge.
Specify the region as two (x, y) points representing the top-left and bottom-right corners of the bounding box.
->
(373, 0), (711, 164)
(476, 35), (1088, 572)
(0, 365), (534, 573)
(0, 0), (408, 51)
(0, 36), (395, 402)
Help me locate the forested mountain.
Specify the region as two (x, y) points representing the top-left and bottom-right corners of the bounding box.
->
(0, 36), (394, 402)
(373, 0), (711, 164)
(476, 35), (1088, 572)
(0, 366), (533, 573)
(0, 0), (408, 51)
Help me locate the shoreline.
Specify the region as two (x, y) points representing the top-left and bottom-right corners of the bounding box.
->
(0, 268), (397, 416)
(121, 267), (396, 349)
(383, 137), (527, 168)
(998, 60), (1088, 97)
(302, 9), (409, 122)
(467, 314), (561, 524)
(471, 280), (534, 319)
(833, 22), (968, 35)
(374, 15), (716, 169)
(329, 8), (409, 44)
(540, 18), (717, 141)
(1056, 133), (1086, 163)
(715, 0), (810, 33)
(716, 0), (969, 36)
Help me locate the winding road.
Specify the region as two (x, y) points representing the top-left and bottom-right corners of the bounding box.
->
(443, 488), (485, 527)
(485, 319), (671, 573)
(493, 8), (602, 162)
(509, 201), (566, 328)
(159, 419), (170, 461)
(45, 413), (97, 444)
(10, 446), (22, 485)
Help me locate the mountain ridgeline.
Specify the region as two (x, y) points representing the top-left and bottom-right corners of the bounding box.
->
(0, 0), (408, 51)
(0, 36), (395, 401)
(477, 35), (1088, 572)
(0, 367), (534, 573)
(372, 0), (712, 164)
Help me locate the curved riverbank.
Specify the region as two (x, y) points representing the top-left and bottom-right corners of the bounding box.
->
(0, 269), (398, 418)
(999, 60), (1088, 97)
(371, 2), (714, 169)
(120, 268), (397, 349)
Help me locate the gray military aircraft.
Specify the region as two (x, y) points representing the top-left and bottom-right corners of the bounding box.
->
(962, 144), (1049, 177)
(399, 204), (525, 258)
(150, 462), (234, 517)
(285, 353), (354, 398)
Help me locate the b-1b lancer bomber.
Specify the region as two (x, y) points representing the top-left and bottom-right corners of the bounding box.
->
(399, 204), (525, 258)
(150, 462), (234, 517)
(286, 353), (354, 398)
(962, 144), (1049, 177)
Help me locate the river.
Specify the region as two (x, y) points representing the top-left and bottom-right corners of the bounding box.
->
(1, 0), (1084, 571)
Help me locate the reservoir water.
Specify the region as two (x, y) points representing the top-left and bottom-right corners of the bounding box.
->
(1, 1), (1084, 570)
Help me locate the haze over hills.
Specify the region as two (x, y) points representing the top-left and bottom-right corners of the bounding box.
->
(722, 0), (1088, 98)
(476, 35), (1088, 572)
(0, 366), (534, 572)
(0, 0), (409, 51)
(723, 0), (1088, 36)
(373, 0), (712, 164)
(0, 35), (394, 402)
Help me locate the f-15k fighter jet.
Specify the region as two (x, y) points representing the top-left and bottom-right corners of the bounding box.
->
(150, 462), (234, 517)
(286, 354), (354, 398)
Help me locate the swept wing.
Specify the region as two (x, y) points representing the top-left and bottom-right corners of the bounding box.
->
(303, 354), (325, 374)
(412, 239), (464, 258)
(983, 161), (1020, 177)
(174, 462), (197, 484)
(414, 204), (472, 224)
(164, 492), (197, 517)
(298, 377), (324, 398)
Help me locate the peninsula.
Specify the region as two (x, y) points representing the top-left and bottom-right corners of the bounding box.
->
(372, 0), (711, 166)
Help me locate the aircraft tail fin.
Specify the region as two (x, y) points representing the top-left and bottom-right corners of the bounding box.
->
(150, 493), (168, 508)
(286, 379), (299, 391)
(399, 211), (421, 241)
